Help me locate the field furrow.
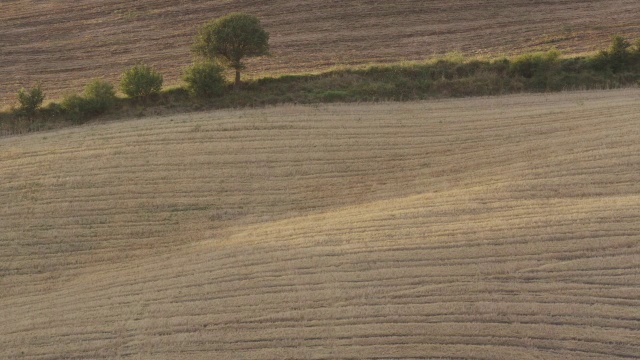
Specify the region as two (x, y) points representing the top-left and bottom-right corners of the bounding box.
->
(2, 0), (640, 103)
(1, 89), (639, 358)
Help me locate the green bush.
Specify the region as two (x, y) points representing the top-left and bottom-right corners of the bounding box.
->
(559, 57), (589, 73)
(120, 64), (163, 98)
(591, 35), (637, 73)
(490, 58), (511, 76)
(609, 36), (631, 58)
(16, 83), (45, 118)
(60, 79), (117, 124)
(608, 35), (632, 72)
(83, 78), (116, 114)
(61, 94), (92, 124)
(183, 62), (227, 98)
(510, 49), (561, 78)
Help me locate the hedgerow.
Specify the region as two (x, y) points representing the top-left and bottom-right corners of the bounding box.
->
(2, 34), (640, 135)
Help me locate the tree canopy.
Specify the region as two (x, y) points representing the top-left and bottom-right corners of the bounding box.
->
(193, 13), (269, 88)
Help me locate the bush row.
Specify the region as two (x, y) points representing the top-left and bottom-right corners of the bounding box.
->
(10, 62), (226, 126)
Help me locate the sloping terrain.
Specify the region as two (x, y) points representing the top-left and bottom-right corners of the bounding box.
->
(1, 89), (639, 359)
(2, 0), (640, 104)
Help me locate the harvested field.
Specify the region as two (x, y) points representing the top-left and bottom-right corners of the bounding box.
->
(1, 89), (639, 359)
(2, 0), (640, 104)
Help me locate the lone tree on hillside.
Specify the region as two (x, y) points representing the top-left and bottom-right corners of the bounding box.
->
(193, 13), (269, 89)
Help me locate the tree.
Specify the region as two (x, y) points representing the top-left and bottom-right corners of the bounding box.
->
(193, 13), (269, 88)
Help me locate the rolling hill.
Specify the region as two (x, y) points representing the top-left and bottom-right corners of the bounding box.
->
(1, 89), (639, 359)
(2, 0), (640, 104)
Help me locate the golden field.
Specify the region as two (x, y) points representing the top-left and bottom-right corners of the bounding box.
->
(1, 89), (639, 359)
(2, 0), (640, 104)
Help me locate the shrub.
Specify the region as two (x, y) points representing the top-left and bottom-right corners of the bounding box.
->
(60, 79), (117, 124)
(609, 35), (631, 58)
(490, 58), (511, 76)
(44, 101), (64, 114)
(429, 60), (456, 80)
(120, 64), (163, 98)
(608, 35), (632, 71)
(559, 57), (589, 73)
(510, 49), (561, 78)
(83, 78), (116, 114)
(183, 62), (227, 98)
(61, 94), (92, 124)
(16, 83), (45, 118)
(592, 36), (635, 73)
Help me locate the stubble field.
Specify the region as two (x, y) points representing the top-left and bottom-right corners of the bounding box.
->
(1, 89), (639, 359)
(2, 0), (640, 104)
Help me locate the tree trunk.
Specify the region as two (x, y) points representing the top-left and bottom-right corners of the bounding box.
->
(234, 70), (241, 89)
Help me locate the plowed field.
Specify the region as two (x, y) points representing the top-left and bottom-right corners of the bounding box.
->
(2, 0), (640, 104)
(1, 89), (639, 359)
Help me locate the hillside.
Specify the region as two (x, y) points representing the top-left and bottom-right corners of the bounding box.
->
(2, 0), (640, 104)
(1, 89), (639, 359)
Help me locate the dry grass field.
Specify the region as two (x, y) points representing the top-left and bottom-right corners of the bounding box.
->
(2, 0), (640, 104)
(1, 89), (639, 359)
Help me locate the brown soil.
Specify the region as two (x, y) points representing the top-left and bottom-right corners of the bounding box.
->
(1, 0), (639, 105)
(1, 90), (639, 359)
